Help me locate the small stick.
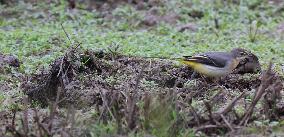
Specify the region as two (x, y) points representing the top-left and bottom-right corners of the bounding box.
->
(61, 23), (71, 43)
(34, 109), (44, 136)
(239, 61), (274, 126)
(217, 91), (247, 115)
(220, 114), (234, 131)
(195, 125), (225, 132)
(204, 101), (216, 124)
(188, 104), (201, 126)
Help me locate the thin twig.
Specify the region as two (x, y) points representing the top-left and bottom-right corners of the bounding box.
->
(38, 123), (51, 136)
(98, 90), (115, 123)
(208, 89), (224, 105)
(22, 97), (29, 136)
(98, 59), (122, 123)
(185, 90), (198, 104)
(57, 56), (65, 77)
(48, 86), (62, 132)
(5, 125), (24, 137)
(126, 63), (146, 130)
(195, 125), (225, 132)
(204, 101), (216, 124)
(33, 109), (45, 136)
(232, 109), (240, 121)
(239, 61), (274, 126)
(61, 23), (71, 43)
(12, 110), (16, 129)
(220, 114), (234, 131)
(217, 91), (247, 115)
(188, 104), (201, 126)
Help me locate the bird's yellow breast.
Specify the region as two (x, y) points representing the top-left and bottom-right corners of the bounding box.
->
(181, 60), (234, 77)
(181, 60), (202, 69)
(181, 60), (212, 75)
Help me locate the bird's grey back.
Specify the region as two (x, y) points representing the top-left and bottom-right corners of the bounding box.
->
(199, 52), (233, 68)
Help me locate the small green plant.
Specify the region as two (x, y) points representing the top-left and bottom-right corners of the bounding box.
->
(8, 103), (22, 112)
(235, 105), (245, 116)
(88, 122), (117, 137)
(248, 20), (261, 42)
(0, 92), (5, 110)
(31, 100), (41, 108)
(141, 92), (183, 137)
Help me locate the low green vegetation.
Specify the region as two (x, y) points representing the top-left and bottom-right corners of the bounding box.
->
(0, 0), (283, 74)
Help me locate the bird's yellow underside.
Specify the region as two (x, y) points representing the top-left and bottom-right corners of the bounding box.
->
(181, 60), (200, 68)
(181, 60), (212, 75)
(181, 58), (242, 77)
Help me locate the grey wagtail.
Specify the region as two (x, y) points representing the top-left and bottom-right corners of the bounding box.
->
(180, 48), (249, 78)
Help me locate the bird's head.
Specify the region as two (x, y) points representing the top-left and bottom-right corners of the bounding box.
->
(231, 48), (250, 61)
(231, 48), (262, 73)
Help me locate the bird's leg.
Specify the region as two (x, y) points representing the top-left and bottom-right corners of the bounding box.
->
(200, 75), (209, 85)
(190, 71), (197, 80)
(215, 76), (230, 91)
(190, 71), (207, 84)
(212, 77), (221, 86)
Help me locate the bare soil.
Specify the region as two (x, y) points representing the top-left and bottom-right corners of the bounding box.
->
(15, 45), (283, 136)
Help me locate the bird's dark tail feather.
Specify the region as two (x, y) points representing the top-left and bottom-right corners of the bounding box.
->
(142, 56), (184, 61)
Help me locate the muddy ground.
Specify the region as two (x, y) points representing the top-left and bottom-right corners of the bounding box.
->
(22, 47), (262, 108)
(0, 43), (280, 136)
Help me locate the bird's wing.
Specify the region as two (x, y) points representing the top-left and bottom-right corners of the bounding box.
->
(183, 52), (232, 68)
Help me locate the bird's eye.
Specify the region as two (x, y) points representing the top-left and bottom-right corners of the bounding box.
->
(240, 52), (247, 56)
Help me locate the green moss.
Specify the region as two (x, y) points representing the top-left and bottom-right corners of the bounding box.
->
(0, 0), (283, 75)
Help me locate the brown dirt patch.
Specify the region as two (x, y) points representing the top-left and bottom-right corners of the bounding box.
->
(22, 48), (194, 107)
(18, 46), (284, 136)
(21, 47), (263, 108)
(0, 53), (21, 94)
(0, 53), (20, 69)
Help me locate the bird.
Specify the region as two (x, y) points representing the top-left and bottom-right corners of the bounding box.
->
(180, 48), (249, 78)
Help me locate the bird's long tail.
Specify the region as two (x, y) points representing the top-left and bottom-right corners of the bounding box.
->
(142, 56), (198, 67)
(142, 56), (185, 61)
